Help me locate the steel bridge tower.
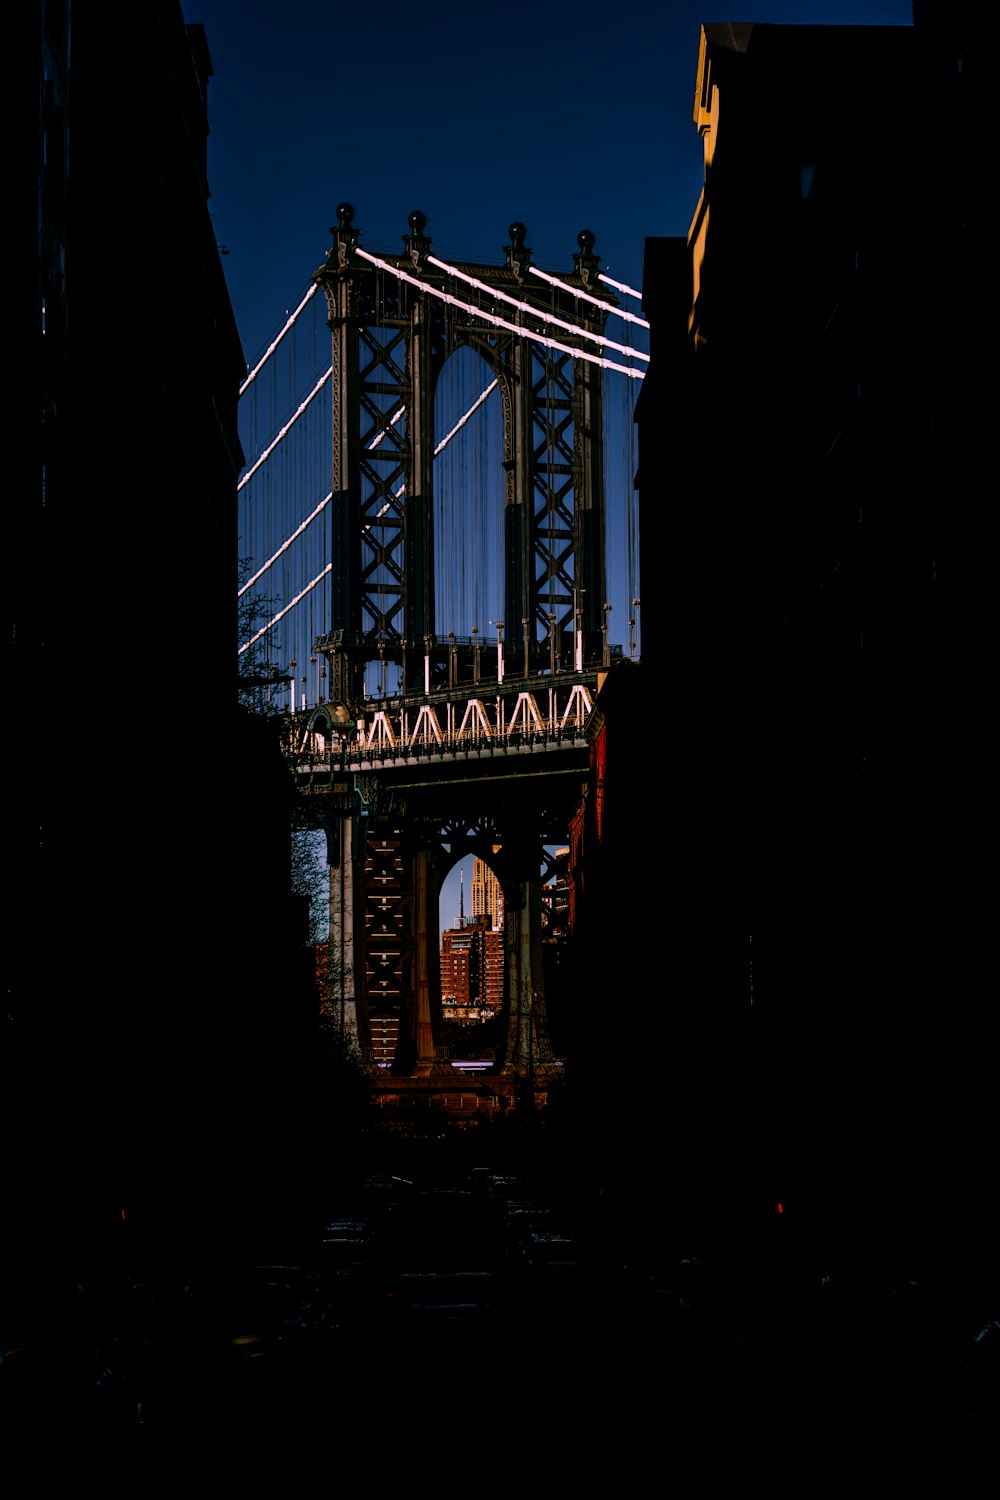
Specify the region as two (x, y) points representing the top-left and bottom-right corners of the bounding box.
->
(295, 204), (617, 1106)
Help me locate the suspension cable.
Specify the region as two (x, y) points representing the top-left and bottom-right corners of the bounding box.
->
(529, 265), (649, 329)
(241, 262), (643, 487)
(238, 563), (332, 654)
(238, 491), (332, 595)
(368, 404), (405, 450)
(427, 256), (648, 365)
(238, 366), (332, 490)
(356, 248), (643, 380)
(435, 379), (498, 454)
(597, 273), (644, 302)
(239, 283), (318, 396)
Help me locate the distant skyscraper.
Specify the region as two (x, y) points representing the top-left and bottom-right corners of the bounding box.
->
(440, 915), (503, 1018)
(471, 855), (504, 930)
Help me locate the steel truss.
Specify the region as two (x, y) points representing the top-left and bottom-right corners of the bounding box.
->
(312, 204), (613, 714)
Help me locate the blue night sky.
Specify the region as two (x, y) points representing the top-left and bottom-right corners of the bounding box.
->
(186, 0), (914, 377)
(189, 0), (914, 937)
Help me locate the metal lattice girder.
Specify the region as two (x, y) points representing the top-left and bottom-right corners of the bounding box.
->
(364, 833), (410, 1023)
(313, 206), (614, 711)
(358, 325), (410, 645)
(531, 348), (578, 636)
(437, 813), (504, 849)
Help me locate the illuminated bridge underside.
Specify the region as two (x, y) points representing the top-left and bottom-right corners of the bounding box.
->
(300, 674), (596, 771)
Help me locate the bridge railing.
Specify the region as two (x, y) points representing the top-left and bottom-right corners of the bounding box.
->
(282, 669), (605, 771)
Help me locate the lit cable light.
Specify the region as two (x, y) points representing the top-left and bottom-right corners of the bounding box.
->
(427, 256), (648, 365)
(529, 265), (649, 330)
(239, 283), (318, 396)
(238, 366), (332, 490)
(238, 563), (332, 653)
(364, 499), (394, 530)
(435, 379), (498, 454)
(238, 491), (332, 595)
(368, 405), (405, 450)
(356, 249), (643, 380)
(597, 272), (644, 302)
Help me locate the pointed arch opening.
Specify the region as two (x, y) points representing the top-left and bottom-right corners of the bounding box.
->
(438, 844), (506, 1066)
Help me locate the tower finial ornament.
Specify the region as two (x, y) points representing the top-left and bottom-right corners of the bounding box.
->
(504, 221), (531, 282)
(573, 227), (601, 289)
(404, 209), (431, 270)
(328, 202), (360, 270)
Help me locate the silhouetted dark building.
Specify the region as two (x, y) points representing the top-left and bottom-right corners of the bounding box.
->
(9, 2), (316, 1262)
(644, 11), (990, 1009)
(572, 9), (993, 1258)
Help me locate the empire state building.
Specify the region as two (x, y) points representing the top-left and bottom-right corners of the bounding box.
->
(471, 855), (504, 931)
